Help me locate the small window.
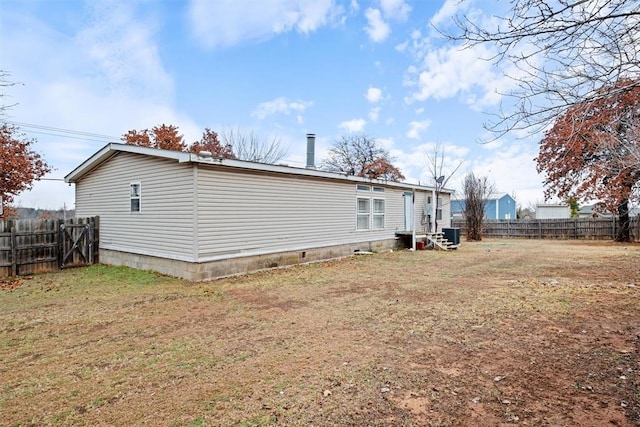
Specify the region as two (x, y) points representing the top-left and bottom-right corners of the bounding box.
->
(357, 184), (371, 192)
(373, 198), (385, 229)
(357, 198), (370, 230)
(372, 186), (385, 193)
(130, 183), (141, 212)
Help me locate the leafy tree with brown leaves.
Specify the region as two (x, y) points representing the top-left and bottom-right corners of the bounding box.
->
(0, 124), (51, 218)
(362, 157), (405, 181)
(536, 78), (640, 242)
(121, 129), (152, 147)
(122, 124), (186, 151)
(190, 128), (234, 158)
(322, 135), (405, 181)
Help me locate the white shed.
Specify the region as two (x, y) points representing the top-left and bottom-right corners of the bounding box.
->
(65, 143), (451, 280)
(536, 204), (571, 219)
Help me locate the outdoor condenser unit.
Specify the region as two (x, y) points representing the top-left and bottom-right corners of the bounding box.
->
(442, 227), (460, 246)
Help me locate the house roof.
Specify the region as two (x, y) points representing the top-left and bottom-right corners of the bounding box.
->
(65, 143), (450, 193)
(579, 204), (640, 216)
(536, 203), (569, 208)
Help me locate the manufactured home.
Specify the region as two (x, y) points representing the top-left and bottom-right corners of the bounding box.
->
(65, 140), (451, 281)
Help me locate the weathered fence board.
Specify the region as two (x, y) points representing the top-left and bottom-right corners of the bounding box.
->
(451, 217), (640, 240)
(0, 217), (99, 278)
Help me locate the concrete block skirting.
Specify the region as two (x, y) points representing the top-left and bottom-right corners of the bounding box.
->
(99, 238), (400, 281)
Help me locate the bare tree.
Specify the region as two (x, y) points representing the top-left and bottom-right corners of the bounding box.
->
(424, 144), (464, 232)
(443, 0), (640, 138)
(322, 134), (405, 181)
(463, 172), (493, 241)
(220, 128), (287, 164)
(1, 71), (18, 117)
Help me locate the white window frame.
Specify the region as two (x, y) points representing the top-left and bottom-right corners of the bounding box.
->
(356, 196), (386, 231)
(130, 182), (141, 213)
(356, 197), (370, 230)
(372, 198), (385, 230)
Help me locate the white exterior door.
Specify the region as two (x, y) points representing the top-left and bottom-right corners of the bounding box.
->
(403, 192), (413, 231)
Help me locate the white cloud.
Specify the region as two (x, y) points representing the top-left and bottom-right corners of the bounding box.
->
(376, 137), (395, 150)
(407, 119), (431, 140)
(252, 97), (314, 120)
(365, 86), (383, 103)
(390, 141), (469, 186)
(402, 2), (539, 112)
(339, 118), (367, 132)
(395, 41), (408, 52)
(369, 107), (380, 122)
(364, 8), (390, 43)
(404, 43), (520, 110)
(187, 0), (343, 49)
(77, 2), (172, 100)
(469, 141), (544, 207)
(379, 0), (411, 21)
(430, 0), (467, 27)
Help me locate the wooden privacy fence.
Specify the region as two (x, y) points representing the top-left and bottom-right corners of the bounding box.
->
(0, 217), (99, 278)
(451, 217), (640, 240)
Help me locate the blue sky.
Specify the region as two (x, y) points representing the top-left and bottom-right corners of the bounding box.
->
(2, 0), (545, 210)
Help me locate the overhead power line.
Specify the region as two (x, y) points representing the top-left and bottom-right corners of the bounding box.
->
(2, 120), (120, 142)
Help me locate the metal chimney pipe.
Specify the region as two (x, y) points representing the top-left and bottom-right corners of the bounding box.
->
(306, 133), (316, 169)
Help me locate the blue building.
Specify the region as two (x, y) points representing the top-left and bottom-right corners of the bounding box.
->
(451, 193), (517, 220)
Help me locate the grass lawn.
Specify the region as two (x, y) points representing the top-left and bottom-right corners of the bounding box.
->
(1, 239), (639, 426)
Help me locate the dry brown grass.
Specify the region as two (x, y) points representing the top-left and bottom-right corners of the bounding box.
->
(1, 239), (640, 426)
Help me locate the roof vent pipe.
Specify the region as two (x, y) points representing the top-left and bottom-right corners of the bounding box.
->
(306, 133), (316, 169)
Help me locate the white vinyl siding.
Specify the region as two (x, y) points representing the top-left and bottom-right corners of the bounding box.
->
(413, 192), (451, 232)
(75, 153), (196, 261)
(195, 169), (406, 260)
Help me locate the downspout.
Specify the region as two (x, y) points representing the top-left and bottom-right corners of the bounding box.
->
(412, 192), (416, 251)
(192, 164), (199, 263)
(431, 188), (437, 233)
